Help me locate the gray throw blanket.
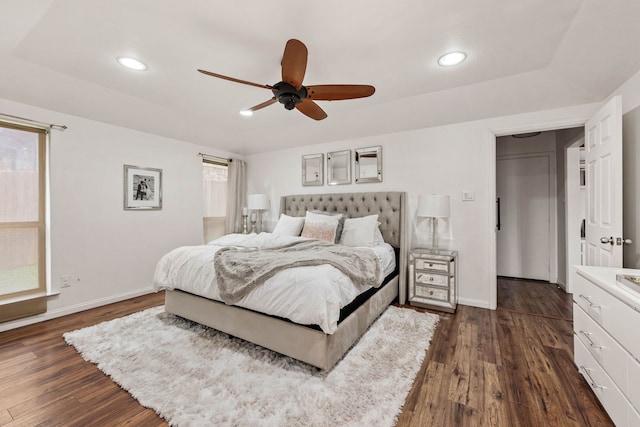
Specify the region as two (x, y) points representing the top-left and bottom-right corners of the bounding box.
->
(214, 239), (381, 304)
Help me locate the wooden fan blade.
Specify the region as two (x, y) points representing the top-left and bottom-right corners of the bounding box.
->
(197, 69), (272, 90)
(296, 99), (327, 121)
(306, 85), (375, 101)
(247, 97), (277, 112)
(281, 39), (308, 90)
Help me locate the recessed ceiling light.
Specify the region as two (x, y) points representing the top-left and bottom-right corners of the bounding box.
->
(117, 57), (148, 71)
(239, 110), (253, 117)
(438, 51), (466, 67)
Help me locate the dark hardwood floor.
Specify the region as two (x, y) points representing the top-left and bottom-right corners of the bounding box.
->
(396, 277), (613, 426)
(0, 279), (613, 426)
(0, 293), (167, 426)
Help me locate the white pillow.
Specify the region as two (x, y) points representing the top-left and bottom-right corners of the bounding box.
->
(301, 211), (342, 242)
(272, 214), (305, 236)
(339, 214), (380, 247)
(373, 225), (385, 245)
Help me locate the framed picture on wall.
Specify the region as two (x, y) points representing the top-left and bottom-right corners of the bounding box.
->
(124, 165), (163, 210)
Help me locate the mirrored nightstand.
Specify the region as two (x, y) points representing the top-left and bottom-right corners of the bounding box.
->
(408, 249), (457, 313)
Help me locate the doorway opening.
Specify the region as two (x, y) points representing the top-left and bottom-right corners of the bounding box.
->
(495, 127), (584, 298)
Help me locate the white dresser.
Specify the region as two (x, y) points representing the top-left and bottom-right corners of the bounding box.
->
(573, 266), (640, 426)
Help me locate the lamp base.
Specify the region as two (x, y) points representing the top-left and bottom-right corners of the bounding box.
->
(431, 217), (439, 251)
(241, 215), (249, 234)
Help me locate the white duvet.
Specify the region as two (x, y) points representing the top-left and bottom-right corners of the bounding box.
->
(153, 232), (396, 334)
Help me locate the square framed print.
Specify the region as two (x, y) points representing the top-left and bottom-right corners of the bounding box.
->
(124, 165), (162, 210)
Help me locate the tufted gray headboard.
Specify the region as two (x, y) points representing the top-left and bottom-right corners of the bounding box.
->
(280, 192), (407, 303)
(280, 191), (406, 249)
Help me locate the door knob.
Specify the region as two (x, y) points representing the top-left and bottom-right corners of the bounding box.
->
(600, 236), (614, 245)
(617, 237), (633, 246)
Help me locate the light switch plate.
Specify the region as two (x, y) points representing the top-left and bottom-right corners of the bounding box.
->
(462, 190), (474, 201)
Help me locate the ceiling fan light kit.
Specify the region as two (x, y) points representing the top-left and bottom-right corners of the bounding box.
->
(198, 39), (375, 120)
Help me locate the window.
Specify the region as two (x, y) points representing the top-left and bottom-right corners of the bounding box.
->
(0, 121), (47, 322)
(202, 159), (228, 243)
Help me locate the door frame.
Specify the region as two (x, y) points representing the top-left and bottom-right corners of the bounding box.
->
(565, 142), (585, 294)
(496, 151), (557, 283)
(488, 117), (588, 310)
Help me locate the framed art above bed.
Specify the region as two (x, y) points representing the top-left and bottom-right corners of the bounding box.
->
(302, 153), (323, 186)
(355, 146), (382, 183)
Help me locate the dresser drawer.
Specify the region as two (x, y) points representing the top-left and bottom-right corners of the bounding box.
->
(574, 273), (607, 324)
(415, 285), (449, 301)
(627, 353), (640, 413)
(575, 338), (628, 427)
(575, 272), (640, 359)
(415, 258), (449, 273)
(574, 303), (627, 394)
(415, 272), (448, 287)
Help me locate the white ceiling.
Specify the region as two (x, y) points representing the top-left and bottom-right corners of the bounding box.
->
(1, 0), (639, 154)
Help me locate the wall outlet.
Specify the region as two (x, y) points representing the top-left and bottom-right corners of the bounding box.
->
(60, 275), (72, 288)
(462, 190), (475, 201)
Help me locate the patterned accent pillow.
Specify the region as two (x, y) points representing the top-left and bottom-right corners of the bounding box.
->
(310, 210), (345, 243)
(300, 211), (341, 242)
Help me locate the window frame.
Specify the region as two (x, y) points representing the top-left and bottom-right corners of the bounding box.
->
(0, 121), (47, 320)
(202, 157), (229, 243)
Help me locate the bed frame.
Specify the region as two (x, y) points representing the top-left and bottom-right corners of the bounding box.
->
(165, 191), (407, 370)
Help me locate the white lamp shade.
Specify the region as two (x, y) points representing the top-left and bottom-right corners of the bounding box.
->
(247, 194), (270, 210)
(417, 194), (450, 218)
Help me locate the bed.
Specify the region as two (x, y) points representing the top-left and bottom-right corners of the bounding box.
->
(155, 191), (407, 370)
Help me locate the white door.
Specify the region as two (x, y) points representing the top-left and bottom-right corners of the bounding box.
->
(497, 155), (550, 281)
(585, 96), (623, 267)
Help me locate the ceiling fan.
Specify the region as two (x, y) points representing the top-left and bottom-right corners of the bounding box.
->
(197, 39), (375, 121)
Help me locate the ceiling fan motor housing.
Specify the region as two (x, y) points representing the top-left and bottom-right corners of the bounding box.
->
(272, 82), (307, 110)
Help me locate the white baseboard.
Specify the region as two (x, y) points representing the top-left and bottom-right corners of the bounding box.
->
(0, 287), (155, 332)
(458, 297), (492, 310)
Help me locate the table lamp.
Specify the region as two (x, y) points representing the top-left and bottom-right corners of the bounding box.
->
(247, 194), (270, 233)
(417, 194), (450, 251)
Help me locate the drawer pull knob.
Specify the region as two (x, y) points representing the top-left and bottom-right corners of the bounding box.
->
(579, 330), (605, 349)
(580, 366), (607, 390)
(579, 294), (602, 309)
(429, 277), (434, 282)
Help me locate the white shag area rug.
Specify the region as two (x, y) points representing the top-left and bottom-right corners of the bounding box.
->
(64, 306), (438, 427)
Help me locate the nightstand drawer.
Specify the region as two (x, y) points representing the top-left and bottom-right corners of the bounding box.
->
(415, 272), (448, 287)
(415, 285), (449, 301)
(415, 259), (449, 272)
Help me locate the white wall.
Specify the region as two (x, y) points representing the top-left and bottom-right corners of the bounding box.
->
(0, 98), (240, 331)
(246, 103), (600, 309)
